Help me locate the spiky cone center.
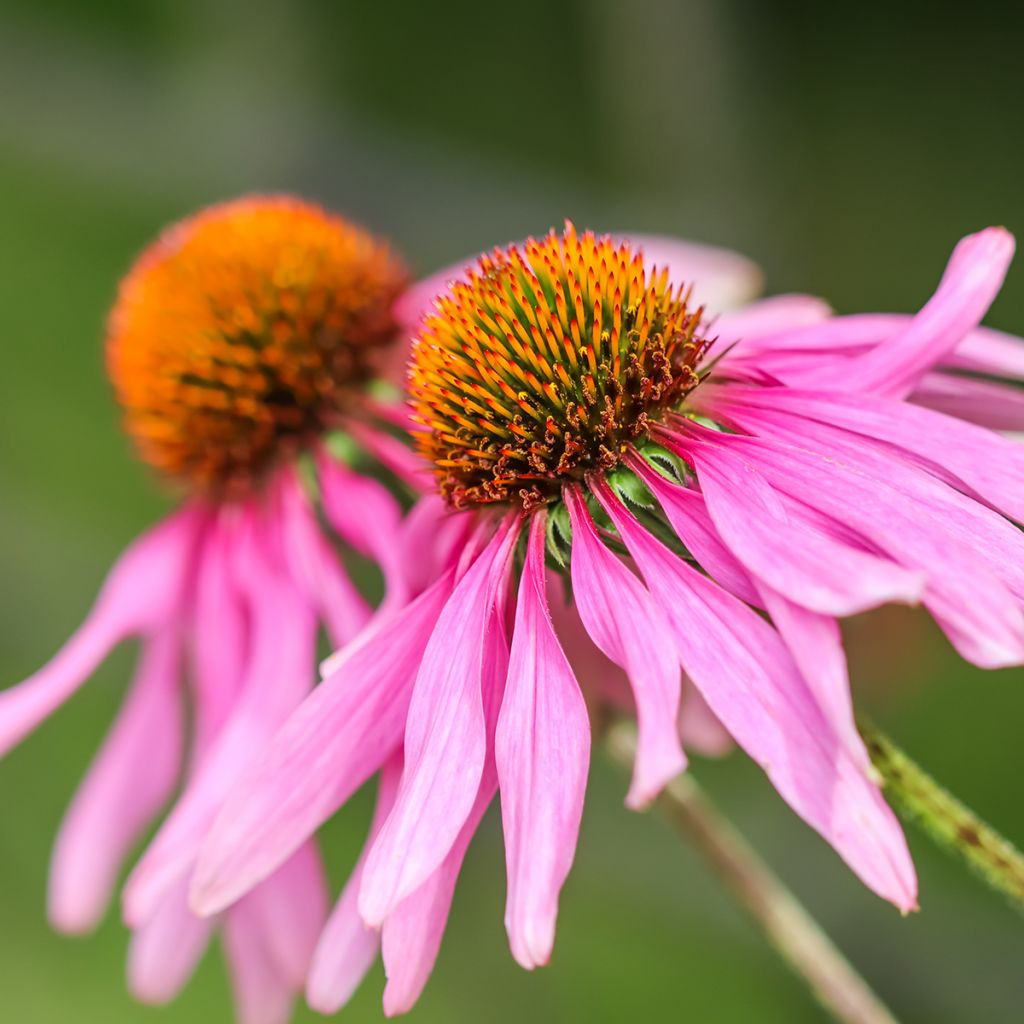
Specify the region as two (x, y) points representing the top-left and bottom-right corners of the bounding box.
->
(409, 225), (711, 510)
(106, 195), (408, 496)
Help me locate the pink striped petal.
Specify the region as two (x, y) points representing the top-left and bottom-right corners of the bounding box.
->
(495, 511), (590, 967)
(717, 385), (1024, 524)
(277, 470), (370, 646)
(359, 519), (520, 926)
(48, 625), (183, 934)
(192, 570), (455, 917)
(658, 439), (924, 615)
(127, 877), (215, 1005)
(381, 602), (509, 1013)
(810, 228), (1015, 397)
(244, 841), (327, 988)
(223, 899), (295, 1024)
(126, 522), (317, 925)
(0, 505), (201, 757)
(713, 294), (833, 349)
(592, 477), (917, 910)
(563, 488), (681, 807)
(307, 756), (403, 1015)
(914, 373), (1024, 432)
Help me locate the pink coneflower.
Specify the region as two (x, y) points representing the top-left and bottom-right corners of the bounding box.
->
(193, 222), (1023, 1014)
(0, 196), (427, 1021)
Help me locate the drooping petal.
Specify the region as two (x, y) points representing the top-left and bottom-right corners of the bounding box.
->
(652, 439), (924, 615)
(276, 468), (370, 646)
(913, 373), (1024, 433)
(714, 385), (1024, 524)
(316, 449), (407, 602)
(592, 477), (917, 910)
(192, 569), (455, 917)
(126, 877), (215, 1006)
(563, 487), (681, 807)
(0, 505), (201, 757)
(243, 841), (328, 989)
(805, 227), (1015, 397)
(679, 679), (732, 757)
(306, 756), (403, 1015)
(494, 510), (590, 969)
(48, 625), (183, 934)
(359, 518), (520, 927)
(126, 516), (317, 925)
(675, 414), (1024, 668)
(346, 419), (433, 492)
(223, 899), (295, 1024)
(381, 601), (509, 1014)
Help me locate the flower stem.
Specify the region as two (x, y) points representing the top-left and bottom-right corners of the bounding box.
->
(858, 717), (1024, 913)
(605, 723), (900, 1024)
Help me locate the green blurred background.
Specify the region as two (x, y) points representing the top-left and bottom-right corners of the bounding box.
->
(2, 2), (1023, 1021)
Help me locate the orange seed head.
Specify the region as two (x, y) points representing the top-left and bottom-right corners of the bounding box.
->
(106, 195), (407, 494)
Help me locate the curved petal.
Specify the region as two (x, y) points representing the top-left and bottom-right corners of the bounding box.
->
(913, 373), (1024, 433)
(126, 877), (215, 1006)
(563, 487), (682, 807)
(306, 756), (403, 1015)
(359, 518), (519, 926)
(495, 511), (590, 968)
(223, 899), (295, 1024)
(0, 505), (201, 757)
(191, 570), (454, 917)
(48, 625), (183, 934)
(592, 477), (917, 911)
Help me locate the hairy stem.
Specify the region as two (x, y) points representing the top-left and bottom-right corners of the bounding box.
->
(859, 717), (1024, 913)
(606, 723), (900, 1024)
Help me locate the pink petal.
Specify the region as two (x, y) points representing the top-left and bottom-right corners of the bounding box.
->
(126, 877), (215, 1005)
(563, 487), (682, 807)
(307, 756), (403, 1015)
(191, 571), (455, 916)
(679, 679), (732, 757)
(243, 841), (328, 989)
(276, 469), (370, 646)
(713, 294), (833, 350)
(381, 601), (509, 1014)
(914, 372), (1024, 432)
(652, 439), (924, 615)
(317, 449), (407, 602)
(346, 420), (433, 492)
(48, 625), (183, 934)
(495, 511), (590, 968)
(681, 413), (1024, 668)
(359, 518), (520, 926)
(0, 505), (201, 757)
(592, 477), (917, 910)
(717, 385), (1024, 524)
(223, 899), (295, 1024)
(126, 519), (317, 925)
(809, 228), (1015, 397)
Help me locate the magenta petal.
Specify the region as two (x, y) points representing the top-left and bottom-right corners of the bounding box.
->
(592, 478), (917, 910)
(714, 294), (833, 349)
(192, 572), (454, 916)
(494, 511), (590, 969)
(660, 440), (925, 615)
(223, 899), (295, 1024)
(243, 841), (328, 989)
(359, 519), (519, 926)
(381, 602), (509, 1013)
(48, 625), (183, 934)
(914, 373), (1024, 432)
(564, 488), (681, 807)
(307, 757), (402, 1015)
(126, 877), (215, 1005)
(0, 505), (201, 758)
(816, 227), (1015, 397)
(126, 522), (317, 925)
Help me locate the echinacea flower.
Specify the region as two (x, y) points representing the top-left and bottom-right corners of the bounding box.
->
(192, 222), (1024, 1015)
(0, 195), (422, 1022)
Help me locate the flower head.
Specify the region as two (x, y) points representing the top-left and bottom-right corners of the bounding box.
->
(193, 223), (1022, 1015)
(108, 195), (407, 495)
(0, 196), (421, 1022)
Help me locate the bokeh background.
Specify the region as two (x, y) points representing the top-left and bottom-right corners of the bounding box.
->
(2, 2), (1023, 1021)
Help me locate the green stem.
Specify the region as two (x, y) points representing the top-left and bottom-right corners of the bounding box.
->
(606, 723), (900, 1024)
(858, 717), (1024, 913)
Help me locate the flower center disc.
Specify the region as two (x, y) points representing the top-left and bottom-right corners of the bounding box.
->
(410, 224), (709, 509)
(107, 196), (407, 494)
